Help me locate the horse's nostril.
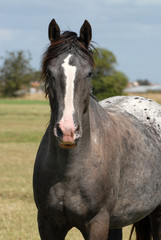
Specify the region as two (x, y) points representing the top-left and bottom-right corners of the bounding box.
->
(56, 124), (63, 138)
(75, 124), (80, 132)
(75, 124), (81, 137)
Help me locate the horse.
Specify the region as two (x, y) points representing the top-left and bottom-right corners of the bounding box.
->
(33, 19), (161, 240)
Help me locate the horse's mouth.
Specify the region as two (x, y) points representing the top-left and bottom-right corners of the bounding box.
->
(59, 142), (77, 149)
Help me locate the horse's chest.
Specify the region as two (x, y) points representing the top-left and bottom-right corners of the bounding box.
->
(47, 182), (89, 221)
(47, 174), (110, 224)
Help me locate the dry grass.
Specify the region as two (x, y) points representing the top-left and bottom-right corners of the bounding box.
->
(127, 92), (161, 104)
(23, 92), (47, 101)
(1, 93), (159, 239)
(0, 143), (39, 239)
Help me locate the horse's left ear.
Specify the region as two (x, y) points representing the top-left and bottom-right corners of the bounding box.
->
(79, 20), (92, 48)
(48, 19), (60, 43)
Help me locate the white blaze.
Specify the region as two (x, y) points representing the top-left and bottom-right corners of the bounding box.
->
(61, 54), (76, 123)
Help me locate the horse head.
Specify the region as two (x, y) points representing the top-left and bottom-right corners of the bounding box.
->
(42, 19), (94, 149)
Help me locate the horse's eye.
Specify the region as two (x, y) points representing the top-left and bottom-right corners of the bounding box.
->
(46, 70), (55, 81)
(87, 71), (93, 78)
(46, 69), (51, 76)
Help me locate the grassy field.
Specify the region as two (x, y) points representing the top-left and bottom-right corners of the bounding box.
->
(0, 93), (160, 239)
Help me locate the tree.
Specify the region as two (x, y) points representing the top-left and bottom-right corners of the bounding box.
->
(0, 51), (33, 97)
(137, 79), (151, 86)
(92, 48), (128, 100)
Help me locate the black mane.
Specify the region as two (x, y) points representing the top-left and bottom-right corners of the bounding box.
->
(42, 31), (94, 75)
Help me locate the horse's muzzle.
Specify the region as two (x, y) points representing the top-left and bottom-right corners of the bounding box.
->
(54, 122), (81, 148)
(58, 142), (77, 149)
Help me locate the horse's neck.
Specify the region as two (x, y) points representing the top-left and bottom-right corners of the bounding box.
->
(46, 100), (111, 179)
(89, 97), (110, 133)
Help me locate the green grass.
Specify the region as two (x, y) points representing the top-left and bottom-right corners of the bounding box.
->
(0, 100), (50, 143)
(0, 98), (137, 240)
(0, 98), (48, 105)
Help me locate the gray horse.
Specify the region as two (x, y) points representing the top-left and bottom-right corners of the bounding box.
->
(33, 19), (161, 240)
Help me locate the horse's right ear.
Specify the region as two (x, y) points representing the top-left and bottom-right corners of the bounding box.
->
(48, 19), (60, 42)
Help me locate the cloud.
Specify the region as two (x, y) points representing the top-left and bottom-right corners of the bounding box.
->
(0, 29), (14, 41)
(135, 0), (161, 6)
(100, 0), (161, 6)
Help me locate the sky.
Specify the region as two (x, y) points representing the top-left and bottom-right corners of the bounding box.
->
(0, 0), (161, 84)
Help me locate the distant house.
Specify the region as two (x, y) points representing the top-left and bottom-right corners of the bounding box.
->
(29, 81), (43, 95)
(31, 81), (40, 87)
(127, 81), (139, 88)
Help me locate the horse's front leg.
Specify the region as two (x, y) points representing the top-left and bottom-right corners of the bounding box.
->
(83, 209), (110, 240)
(108, 228), (122, 240)
(37, 211), (70, 240)
(150, 204), (161, 240)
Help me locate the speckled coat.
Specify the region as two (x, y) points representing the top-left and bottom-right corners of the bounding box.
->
(100, 96), (161, 228)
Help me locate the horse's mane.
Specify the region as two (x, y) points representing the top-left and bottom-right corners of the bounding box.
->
(41, 31), (95, 97)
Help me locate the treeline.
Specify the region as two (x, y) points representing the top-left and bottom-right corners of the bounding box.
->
(92, 48), (128, 100)
(0, 49), (128, 100)
(0, 51), (41, 97)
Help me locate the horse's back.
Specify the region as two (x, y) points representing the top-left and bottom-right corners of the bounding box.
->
(100, 96), (161, 138)
(100, 96), (161, 228)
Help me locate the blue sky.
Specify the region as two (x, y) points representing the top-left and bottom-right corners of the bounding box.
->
(0, 0), (161, 83)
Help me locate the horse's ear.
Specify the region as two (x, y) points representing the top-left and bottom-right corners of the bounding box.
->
(79, 20), (92, 48)
(48, 19), (60, 42)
